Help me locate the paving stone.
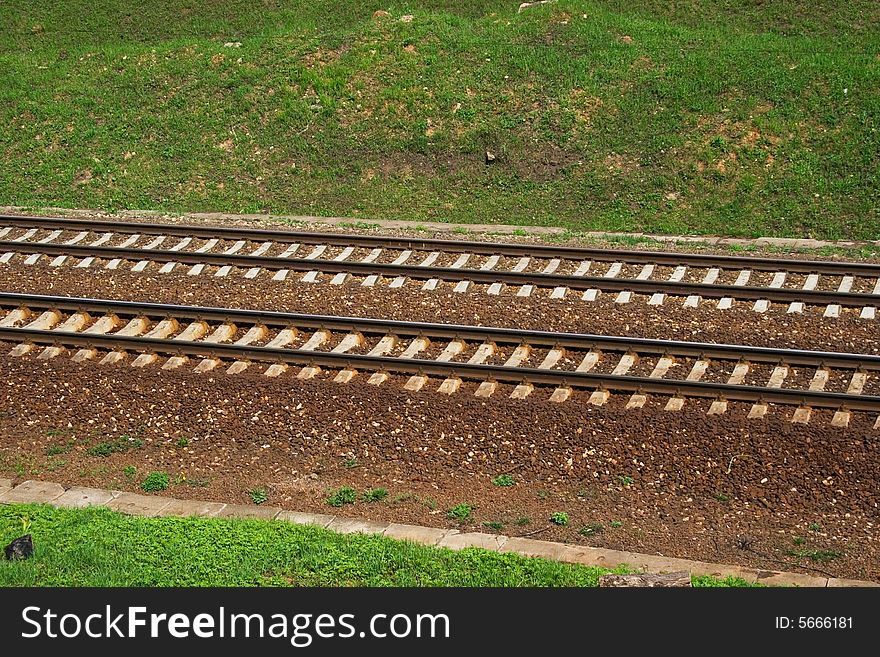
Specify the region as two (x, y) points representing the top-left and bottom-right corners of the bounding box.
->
(1, 480), (65, 504)
(276, 510), (336, 528)
(499, 537), (570, 561)
(107, 492), (173, 517)
(753, 571), (830, 588)
(213, 504), (282, 520)
(156, 499), (227, 518)
(54, 486), (116, 508)
(383, 523), (452, 546)
(825, 577), (880, 588)
(0, 486), (11, 499)
(325, 517), (389, 536)
(438, 531), (507, 552)
(0, 478), (12, 489)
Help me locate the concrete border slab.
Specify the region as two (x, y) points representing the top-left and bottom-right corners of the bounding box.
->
(156, 499), (227, 518)
(383, 523), (453, 546)
(325, 517), (389, 536)
(0, 478), (13, 489)
(55, 486), (117, 508)
(439, 531), (508, 551)
(1, 480), (65, 504)
(213, 504), (282, 520)
(107, 492), (173, 517)
(276, 510), (336, 528)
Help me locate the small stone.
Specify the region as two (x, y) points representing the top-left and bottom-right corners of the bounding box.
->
(4, 535), (34, 560)
(400, 15), (414, 23)
(485, 150), (496, 164)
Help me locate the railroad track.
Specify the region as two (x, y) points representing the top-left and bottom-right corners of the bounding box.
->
(2, 292), (878, 428)
(1, 215), (878, 316)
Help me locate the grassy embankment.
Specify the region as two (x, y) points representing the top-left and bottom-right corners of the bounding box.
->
(1, 1), (877, 239)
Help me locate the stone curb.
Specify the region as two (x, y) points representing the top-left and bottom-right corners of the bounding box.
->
(3, 206), (877, 250)
(2, 480), (877, 587)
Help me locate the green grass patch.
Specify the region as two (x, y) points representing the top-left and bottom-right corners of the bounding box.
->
(140, 471), (170, 492)
(86, 436), (143, 457)
(0, 504), (757, 586)
(325, 486), (357, 507)
(0, 1), (876, 239)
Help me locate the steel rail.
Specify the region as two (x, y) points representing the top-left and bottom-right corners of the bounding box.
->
(1, 241), (877, 307)
(2, 214), (879, 276)
(1, 292), (878, 370)
(2, 327), (878, 411)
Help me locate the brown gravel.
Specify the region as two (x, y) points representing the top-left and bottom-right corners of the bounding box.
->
(0, 354), (877, 581)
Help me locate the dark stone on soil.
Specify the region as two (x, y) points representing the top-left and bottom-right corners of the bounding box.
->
(4, 535), (34, 560)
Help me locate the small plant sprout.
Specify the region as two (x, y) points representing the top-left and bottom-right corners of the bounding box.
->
(326, 486), (357, 507)
(447, 504), (473, 522)
(249, 488), (268, 505)
(141, 471), (170, 492)
(176, 437), (190, 448)
(550, 512), (569, 526)
(615, 474), (635, 487)
(362, 488), (388, 503)
(610, 520), (622, 529)
(579, 522), (604, 536)
(492, 474), (515, 487)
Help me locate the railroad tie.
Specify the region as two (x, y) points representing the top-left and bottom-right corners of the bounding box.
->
(439, 342), (496, 394)
(516, 285), (534, 297)
(406, 340), (463, 392)
(12, 228), (38, 242)
(391, 250), (412, 265)
(117, 234), (141, 248)
(302, 270), (321, 283)
(450, 254), (472, 292)
(272, 269), (289, 281)
(247, 241), (273, 258)
(72, 315), (120, 362)
(616, 264), (652, 304)
(707, 362), (750, 415)
(627, 356), (673, 409)
(791, 368), (830, 424)
(718, 269), (751, 309)
(37, 313), (90, 360)
(512, 347), (564, 400)
(162, 321), (209, 369)
(453, 280), (470, 293)
(9, 311), (62, 356)
(370, 336), (426, 385)
(339, 335), (397, 383)
(648, 265), (686, 306)
(824, 276), (853, 318)
(748, 365), (789, 419)
(665, 359), (709, 411)
(99, 317), (149, 364)
(588, 352), (637, 406)
(685, 268), (720, 308)
(37, 229), (63, 244)
(486, 282), (503, 295)
(63, 231), (89, 245)
(295, 330), (332, 379)
(304, 244), (327, 260)
(418, 252), (440, 267)
(788, 274), (819, 314)
(278, 243), (300, 258)
(753, 272), (787, 312)
(860, 279), (880, 319)
(831, 372), (868, 427)
(476, 345), (531, 397)
(332, 333), (366, 383)
(130, 319), (180, 367)
(89, 232), (113, 247)
(361, 274), (379, 287)
(543, 258), (564, 298)
(192, 324), (238, 372)
(23, 253), (43, 266)
(260, 327), (300, 377)
(0, 308), (30, 327)
(360, 248), (382, 263)
(226, 325), (268, 374)
(0, 227), (10, 238)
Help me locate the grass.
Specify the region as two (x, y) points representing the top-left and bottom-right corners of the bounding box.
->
(491, 474), (515, 487)
(0, 1), (876, 239)
(248, 487), (268, 505)
(550, 512), (569, 527)
(86, 435), (144, 457)
(446, 503), (474, 522)
(325, 486), (357, 507)
(579, 522), (604, 537)
(361, 487), (388, 503)
(0, 504), (757, 586)
(141, 471), (170, 493)
(786, 548), (842, 563)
